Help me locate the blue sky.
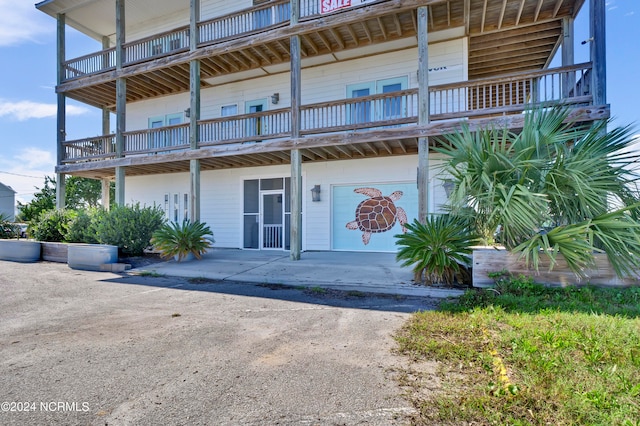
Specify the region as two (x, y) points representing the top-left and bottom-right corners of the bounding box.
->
(0, 0), (639, 204)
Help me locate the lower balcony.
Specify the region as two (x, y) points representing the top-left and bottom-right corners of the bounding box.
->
(59, 63), (607, 178)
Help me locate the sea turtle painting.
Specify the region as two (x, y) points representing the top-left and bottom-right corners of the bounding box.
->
(345, 187), (408, 245)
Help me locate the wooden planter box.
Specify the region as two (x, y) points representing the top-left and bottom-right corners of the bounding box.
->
(41, 242), (71, 263)
(0, 240), (42, 263)
(473, 248), (640, 288)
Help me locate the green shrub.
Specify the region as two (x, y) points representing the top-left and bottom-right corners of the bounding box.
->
(65, 208), (99, 244)
(0, 213), (18, 239)
(94, 203), (165, 256)
(31, 209), (76, 242)
(395, 215), (478, 286)
(151, 220), (214, 261)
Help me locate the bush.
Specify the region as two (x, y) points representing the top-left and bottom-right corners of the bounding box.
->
(94, 203), (165, 256)
(65, 209), (99, 244)
(151, 220), (214, 261)
(395, 215), (478, 286)
(0, 213), (18, 239)
(31, 209), (76, 242)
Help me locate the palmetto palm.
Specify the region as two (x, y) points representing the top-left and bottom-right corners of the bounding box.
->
(435, 107), (640, 279)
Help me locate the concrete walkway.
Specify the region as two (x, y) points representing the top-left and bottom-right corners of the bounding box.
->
(132, 249), (465, 298)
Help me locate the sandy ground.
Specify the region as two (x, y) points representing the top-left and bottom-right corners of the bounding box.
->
(0, 260), (439, 425)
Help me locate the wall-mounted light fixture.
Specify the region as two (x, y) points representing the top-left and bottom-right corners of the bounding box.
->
(311, 185), (321, 202)
(443, 180), (455, 199)
(184, 107), (191, 118)
(271, 93), (280, 104)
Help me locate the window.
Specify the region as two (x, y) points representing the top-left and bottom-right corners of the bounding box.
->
(164, 193), (170, 219)
(220, 104), (238, 140)
(183, 193), (189, 222)
(148, 113), (185, 150)
(151, 43), (163, 56)
(173, 194), (180, 222)
(346, 76), (408, 126)
(347, 82), (374, 125)
(169, 38), (181, 51)
(245, 99), (268, 139)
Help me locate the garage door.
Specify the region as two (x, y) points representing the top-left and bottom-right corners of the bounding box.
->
(332, 182), (418, 252)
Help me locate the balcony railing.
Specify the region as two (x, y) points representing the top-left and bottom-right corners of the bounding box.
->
(199, 0), (292, 46)
(200, 109), (291, 147)
(61, 0), (375, 80)
(125, 124), (191, 154)
(61, 63), (593, 163)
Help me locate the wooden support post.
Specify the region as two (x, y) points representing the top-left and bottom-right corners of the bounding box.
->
(115, 0), (126, 206)
(56, 13), (66, 210)
(101, 179), (111, 210)
(56, 173), (66, 210)
(561, 17), (575, 99)
(290, 0), (302, 260)
(115, 167), (125, 205)
(590, 0), (606, 106)
(189, 0), (201, 222)
(417, 6), (429, 223)
(190, 160), (200, 222)
(102, 36), (111, 142)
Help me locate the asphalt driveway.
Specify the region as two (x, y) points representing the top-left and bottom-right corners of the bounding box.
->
(0, 261), (439, 425)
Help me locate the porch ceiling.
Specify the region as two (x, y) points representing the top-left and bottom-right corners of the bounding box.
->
(52, 0), (585, 110)
(59, 137), (422, 180)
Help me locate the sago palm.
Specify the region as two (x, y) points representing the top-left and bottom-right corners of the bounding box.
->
(396, 215), (478, 286)
(151, 219), (214, 261)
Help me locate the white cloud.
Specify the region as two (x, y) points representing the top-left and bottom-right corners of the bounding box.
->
(0, 148), (56, 204)
(0, 0), (54, 47)
(0, 100), (89, 121)
(13, 148), (56, 171)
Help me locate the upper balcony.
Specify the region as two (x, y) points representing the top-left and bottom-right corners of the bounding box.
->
(58, 62), (608, 179)
(38, 0), (585, 110)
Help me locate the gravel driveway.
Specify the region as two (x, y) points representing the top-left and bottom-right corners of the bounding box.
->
(0, 261), (438, 425)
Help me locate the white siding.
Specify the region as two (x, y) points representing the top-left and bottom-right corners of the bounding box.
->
(127, 8), (189, 41)
(127, 94), (190, 130)
(124, 38), (466, 129)
(201, 0), (253, 21)
(125, 156), (449, 251)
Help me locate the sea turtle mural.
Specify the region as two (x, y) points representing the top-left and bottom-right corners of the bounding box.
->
(345, 187), (408, 245)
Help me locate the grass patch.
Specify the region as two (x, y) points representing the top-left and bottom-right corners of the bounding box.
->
(395, 275), (640, 425)
(137, 270), (164, 278)
(187, 277), (220, 284)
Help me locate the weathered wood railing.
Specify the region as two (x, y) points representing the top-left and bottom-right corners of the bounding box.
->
(301, 89), (418, 134)
(124, 123), (190, 154)
(61, 64), (593, 162)
(199, 0), (291, 45)
(125, 26), (190, 65)
(199, 108), (291, 146)
(64, 49), (116, 80)
(62, 135), (116, 162)
(431, 62), (592, 120)
(60, 0), (371, 80)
